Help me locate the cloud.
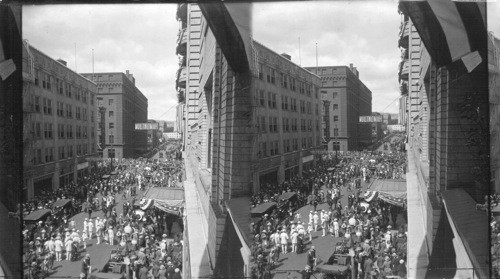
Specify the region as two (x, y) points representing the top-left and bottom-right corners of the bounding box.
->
(253, 1), (402, 113)
(23, 4), (179, 121)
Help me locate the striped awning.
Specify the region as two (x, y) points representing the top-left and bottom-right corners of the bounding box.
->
(399, 0), (487, 72)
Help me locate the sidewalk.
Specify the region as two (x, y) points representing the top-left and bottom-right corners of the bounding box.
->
(406, 148), (430, 279)
(183, 152), (212, 278)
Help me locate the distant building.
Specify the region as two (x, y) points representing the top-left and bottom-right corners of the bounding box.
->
(22, 42), (98, 200)
(165, 132), (182, 140)
(305, 64), (372, 151)
(387, 124), (405, 132)
(81, 71), (148, 159)
(147, 119), (161, 150)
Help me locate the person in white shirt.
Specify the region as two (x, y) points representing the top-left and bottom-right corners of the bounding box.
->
(313, 212), (320, 231)
(108, 226), (115, 245)
(65, 237), (73, 261)
(96, 218), (102, 244)
(333, 218), (340, 238)
(321, 211), (329, 236)
(296, 222), (305, 236)
(83, 218), (88, 235)
(291, 230), (299, 253)
(280, 230), (289, 254)
(54, 236), (63, 261)
(273, 230), (281, 247)
(81, 230), (88, 249)
(87, 219), (94, 239)
(44, 237), (55, 254)
(307, 223), (314, 241)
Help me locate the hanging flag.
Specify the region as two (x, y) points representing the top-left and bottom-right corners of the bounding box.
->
(399, 0), (487, 72)
(198, 3), (253, 74)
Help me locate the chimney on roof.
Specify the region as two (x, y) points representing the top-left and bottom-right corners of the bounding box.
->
(125, 70), (135, 85)
(57, 59), (67, 66)
(281, 53), (291, 61)
(349, 63), (359, 78)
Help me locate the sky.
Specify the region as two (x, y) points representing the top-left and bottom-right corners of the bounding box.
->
(23, 2), (500, 120)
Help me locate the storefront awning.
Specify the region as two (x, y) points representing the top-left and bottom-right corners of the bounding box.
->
(225, 197), (253, 248)
(368, 179), (407, 207)
(24, 209), (51, 222)
(441, 189), (489, 278)
(51, 199), (71, 209)
(250, 202), (277, 216)
(278, 192), (296, 201)
(142, 187), (185, 215)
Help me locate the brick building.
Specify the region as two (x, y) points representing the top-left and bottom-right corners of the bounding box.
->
(22, 42), (98, 200)
(81, 71), (148, 159)
(305, 65), (372, 151)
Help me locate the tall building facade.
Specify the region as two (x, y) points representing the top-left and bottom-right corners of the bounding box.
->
(22, 42), (98, 200)
(305, 65), (372, 151)
(399, 5), (489, 278)
(176, 3), (322, 277)
(81, 71), (148, 159)
(489, 32), (500, 193)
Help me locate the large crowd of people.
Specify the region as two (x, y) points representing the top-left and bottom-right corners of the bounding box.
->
(250, 144), (408, 278)
(23, 143), (185, 279)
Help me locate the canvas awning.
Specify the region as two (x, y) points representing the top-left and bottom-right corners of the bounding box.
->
(278, 192), (296, 201)
(51, 199), (71, 209)
(441, 189), (489, 278)
(24, 209), (51, 222)
(250, 202), (277, 216)
(368, 179), (407, 207)
(141, 187), (185, 215)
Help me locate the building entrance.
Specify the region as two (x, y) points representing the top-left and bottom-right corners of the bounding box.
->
(33, 176), (53, 197)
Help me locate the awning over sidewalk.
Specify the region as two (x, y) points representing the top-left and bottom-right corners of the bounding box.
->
(142, 187), (185, 215)
(250, 202), (277, 217)
(368, 179), (407, 207)
(225, 197), (253, 248)
(278, 192), (296, 201)
(441, 189), (489, 278)
(51, 199), (71, 209)
(24, 209), (51, 222)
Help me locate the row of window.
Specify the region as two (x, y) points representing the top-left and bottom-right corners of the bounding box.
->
(31, 122), (94, 140)
(258, 63), (319, 99)
(258, 137), (320, 158)
(32, 144), (95, 165)
(31, 96), (94, 122)
(258, 90), (319, 115)
(256, 117), (320, 133)
(34, 69), (94, 105)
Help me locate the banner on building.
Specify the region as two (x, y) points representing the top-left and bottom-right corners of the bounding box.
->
(399, 0), (487, 71)
(359, 115), (383, 123)
(135, 123), (159, 130)
(198, 3), (253, 74)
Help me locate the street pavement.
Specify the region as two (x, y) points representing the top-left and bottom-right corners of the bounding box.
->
(271, 141), (407, 278)
(49, 150), (183, 278)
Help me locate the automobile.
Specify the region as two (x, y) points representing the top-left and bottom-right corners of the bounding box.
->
(159, 152), (164, 158)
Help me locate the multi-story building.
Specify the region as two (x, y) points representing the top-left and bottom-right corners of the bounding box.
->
(146, 119), (160, 150)
(489, 32), (500, 193)
(305, 64), (372, 151)
(22, 42), (98, 200)
(399, 5), (489, 278)
(176, 3), (322, 277)
(81, 71), (148, 159)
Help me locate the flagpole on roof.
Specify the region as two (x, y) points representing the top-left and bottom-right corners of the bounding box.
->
(316, 43), (318, 70)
